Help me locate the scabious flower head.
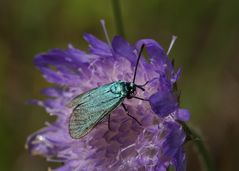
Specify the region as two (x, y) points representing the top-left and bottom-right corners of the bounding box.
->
(26, 27), (190, 171)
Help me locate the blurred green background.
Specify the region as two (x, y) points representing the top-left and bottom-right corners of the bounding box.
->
(0, 0), (239, 170)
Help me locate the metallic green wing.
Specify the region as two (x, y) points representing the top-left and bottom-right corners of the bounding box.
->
(68, 81), (126, 139)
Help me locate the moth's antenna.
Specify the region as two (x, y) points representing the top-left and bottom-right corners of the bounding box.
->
(167, 35), (177, 55)
(133, 44), (145, 84)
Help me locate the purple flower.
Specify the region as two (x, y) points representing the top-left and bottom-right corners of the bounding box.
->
(26, 31), (190, 171)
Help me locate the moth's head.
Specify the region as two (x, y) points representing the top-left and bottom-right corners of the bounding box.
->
(126, 82), (137, 99)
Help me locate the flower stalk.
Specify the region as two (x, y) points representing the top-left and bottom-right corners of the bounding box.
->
(180, 121), (215, 171)
(111, 0), (125, 37)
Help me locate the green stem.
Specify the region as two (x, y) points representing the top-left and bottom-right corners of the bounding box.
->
(194, 136), (214, 171)
(181, 122), (215, 171)
(111, 0), (125, 37)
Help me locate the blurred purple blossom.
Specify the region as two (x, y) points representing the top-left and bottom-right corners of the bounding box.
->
(26, 31), (190, 171)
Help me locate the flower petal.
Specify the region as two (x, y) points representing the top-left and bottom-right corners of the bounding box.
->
(162, 121), (186, 159)
(149, 91), (179, 117)
(176, 109), (190, 122)
(41, 87), (63, 97)
(173, 148), (186, 171)
(38, 67), (81, 86)
(136, 39), (165, 63)
(112, 36), (136, 64)
(84, 33), (111, 56)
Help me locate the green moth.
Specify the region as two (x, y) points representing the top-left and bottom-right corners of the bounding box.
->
(68, 45), (148, 139)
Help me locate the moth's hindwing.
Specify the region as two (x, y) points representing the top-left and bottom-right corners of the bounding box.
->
(68, 82), (126, 139)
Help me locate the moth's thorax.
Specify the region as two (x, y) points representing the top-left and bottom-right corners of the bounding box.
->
(110, 81), (136, 98)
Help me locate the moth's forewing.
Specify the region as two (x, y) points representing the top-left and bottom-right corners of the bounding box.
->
(67, 86), (100, 108)
(68, 82), (125, 139)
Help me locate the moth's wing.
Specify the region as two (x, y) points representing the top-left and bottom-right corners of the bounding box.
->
(68, 83), (124, 139)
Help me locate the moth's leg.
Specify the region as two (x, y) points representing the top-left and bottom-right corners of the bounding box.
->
(122, 103), (142, 126)
(136, 78), (158, 88)
(131, 96), (149, 101)
(108, 114), (112, 131)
